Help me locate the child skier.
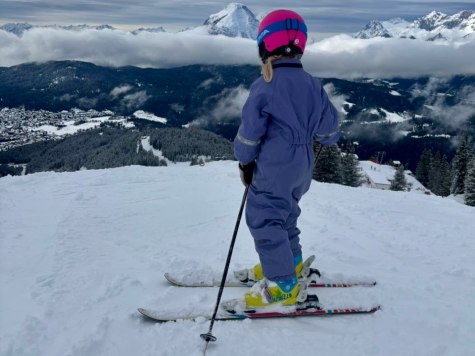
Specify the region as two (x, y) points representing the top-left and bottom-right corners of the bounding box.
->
(232, 9), (341, 310)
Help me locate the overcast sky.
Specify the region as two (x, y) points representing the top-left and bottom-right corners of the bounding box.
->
(1, 0), (475, 34)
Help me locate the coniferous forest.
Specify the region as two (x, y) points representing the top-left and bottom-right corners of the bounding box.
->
(0, 124), (233, 175)
(312, 137), (475, 206)
(414, 136), (475, 205)
(1, 117), (474, 206)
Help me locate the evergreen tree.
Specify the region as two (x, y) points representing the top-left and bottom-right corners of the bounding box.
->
(149, 127), (233, 162)
(313, 143), (342, 184)
(428, 152), (452, 197)
(451, 137), (470, 195)
(390, 165), (407, 191)
(0, 164), (23, 177)
(340, 142), (362, 187)
(190, 156), (199, 166)
(190, 156), (205, 166)
(464, 155), (475, 207)
(439, 154), (452, 197)
(415, 149), (432, 188)
(427, 152), (440, 193)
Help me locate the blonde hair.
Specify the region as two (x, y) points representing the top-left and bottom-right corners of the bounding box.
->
(261, 54), (301, 83)
(261, 55), (283, 83)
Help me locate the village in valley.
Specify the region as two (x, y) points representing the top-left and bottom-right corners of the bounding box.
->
(0, 107), (130, 151)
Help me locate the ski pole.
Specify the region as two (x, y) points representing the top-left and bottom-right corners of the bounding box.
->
(200, 184), (250, 346)
(314, 144), (324, 165)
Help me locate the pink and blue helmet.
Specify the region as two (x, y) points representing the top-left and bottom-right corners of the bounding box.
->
(257, 9), (308, 62)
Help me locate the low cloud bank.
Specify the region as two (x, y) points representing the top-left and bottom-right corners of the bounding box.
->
(1, 28), (475, 79)
(191, 85), (249, 126)
(306, 35), (475, 79)
(412, 78), (475, 130)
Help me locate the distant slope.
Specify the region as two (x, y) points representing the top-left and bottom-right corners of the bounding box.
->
(1, 61), (474, 169)
(0, 61), (259, 128)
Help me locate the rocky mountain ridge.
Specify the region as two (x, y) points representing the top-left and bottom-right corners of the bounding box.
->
(3, 6), (473, 43)
(354, 10), (475, 41)
(0, 3), (259, 38)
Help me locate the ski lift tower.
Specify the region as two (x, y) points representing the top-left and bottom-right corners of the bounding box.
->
(376, 151), (386, 164)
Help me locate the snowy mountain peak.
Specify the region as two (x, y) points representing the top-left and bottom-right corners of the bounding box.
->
(386, 17), (406, 25)
(203, 2), (259, 39)
(354, 10), (475, 41)
(354, 20), (392, 39)
(414, 11), (448, 31)
(426, 10), (447, 19)
(447, 10), (475, 30)
(413, 10), (475, 33)
(0, 22), (33, 36)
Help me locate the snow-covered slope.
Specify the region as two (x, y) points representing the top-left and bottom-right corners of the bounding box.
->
(202, 3), (259, 38)
(355, 10), (475, 41)
(1, 162), (474, 355)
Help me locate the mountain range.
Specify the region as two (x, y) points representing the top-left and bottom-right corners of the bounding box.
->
(0, 3), (259, 39)
(354, 10), (475, 41)
(0, 23), (117, 36)
(2, 5), (474, 43)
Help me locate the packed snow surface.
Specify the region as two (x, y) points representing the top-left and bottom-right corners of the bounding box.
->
(1, 162), (474, 355)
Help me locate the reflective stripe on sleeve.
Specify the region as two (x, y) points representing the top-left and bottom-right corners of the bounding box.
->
(315, 117), (342, 140)
(236, 132), (261, 146)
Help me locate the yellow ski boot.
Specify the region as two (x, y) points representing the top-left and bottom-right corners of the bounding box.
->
(233, 255), (315, 286)
(221, 277), (310, 313)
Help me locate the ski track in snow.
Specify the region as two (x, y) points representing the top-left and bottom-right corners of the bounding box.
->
(0, 161), (474, 356)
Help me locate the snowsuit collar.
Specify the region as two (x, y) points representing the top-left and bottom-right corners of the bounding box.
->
(271, 58), (303, 69)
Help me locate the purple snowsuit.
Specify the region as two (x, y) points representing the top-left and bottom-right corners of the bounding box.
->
(234, 58), (340, 281)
